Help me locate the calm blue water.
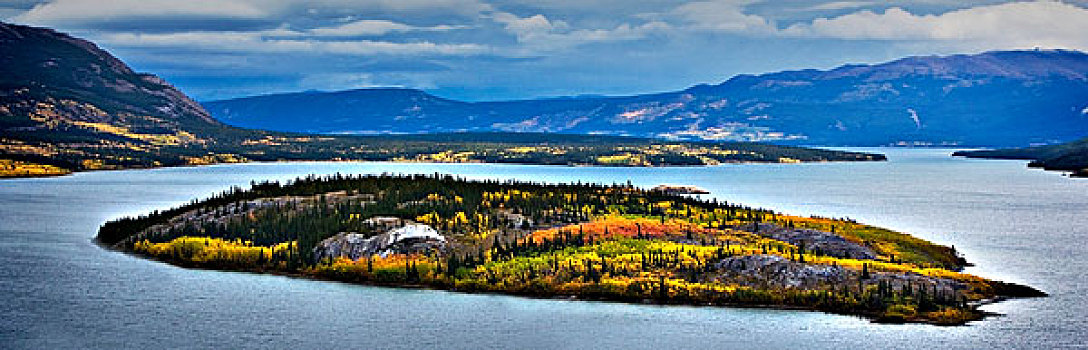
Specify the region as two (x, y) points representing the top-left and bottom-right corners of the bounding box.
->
(1, 148), (1085, 349)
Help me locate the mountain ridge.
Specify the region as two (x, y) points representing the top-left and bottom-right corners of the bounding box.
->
(205, 49), (1088, 147)
(0, 22), (221, 130)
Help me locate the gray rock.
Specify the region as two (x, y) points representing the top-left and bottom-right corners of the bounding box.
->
(713, 254), (968, 295)
(313, 221), (445, 262)
(715, 254), (850, 289)
(753, 223), (877, 260)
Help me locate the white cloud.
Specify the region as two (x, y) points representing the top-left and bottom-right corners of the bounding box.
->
(670, 0), (776, 34)
(799, 1), (877, 12)
(665, 0), (1088, 52)
(301, 0), (492, 16)
(98, 30), (487, 56)
(13, 0), (271, 24)
(309, 19), (465, 37)
(490, 11), (670, 52)
(492, 12), (568, 40)
(12, 0), (493, 26)
(781, 1), (1088, 50)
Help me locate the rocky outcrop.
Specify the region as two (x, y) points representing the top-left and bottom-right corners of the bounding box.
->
(651, 184), (709, 195)
(715, 255), (851, 289)
(753, 223), (877, 260)
(313, 219), (445, 261)
(713, 254), (968, 295)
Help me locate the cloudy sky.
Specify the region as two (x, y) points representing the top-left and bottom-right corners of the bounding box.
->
(4, 0), (1088, 101)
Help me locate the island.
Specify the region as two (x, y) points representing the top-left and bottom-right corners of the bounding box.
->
(97, 174), (1043, 325)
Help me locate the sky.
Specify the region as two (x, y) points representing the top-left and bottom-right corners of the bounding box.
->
(4, 0), (1088, 102)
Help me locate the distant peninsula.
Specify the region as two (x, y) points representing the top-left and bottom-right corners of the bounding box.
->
(98, 174), (1044, 325)
(954, 137), (1088, 178)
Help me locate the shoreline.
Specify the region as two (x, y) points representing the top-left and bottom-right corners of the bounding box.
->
(104, 242), (1033, 327)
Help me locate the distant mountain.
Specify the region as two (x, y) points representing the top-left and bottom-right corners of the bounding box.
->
(209, 88), (480, 134)
(206, 50), (1088, 147)
(0, 22), (882, 177)
(954, 138), (1088, 177)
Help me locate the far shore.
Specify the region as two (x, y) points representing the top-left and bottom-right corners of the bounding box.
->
(0, 155), (887, 180)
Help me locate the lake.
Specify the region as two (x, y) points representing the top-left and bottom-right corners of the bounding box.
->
(1, 148), (1085, 349)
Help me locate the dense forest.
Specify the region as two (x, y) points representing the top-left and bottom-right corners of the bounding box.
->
(99, 174), (1043, 325)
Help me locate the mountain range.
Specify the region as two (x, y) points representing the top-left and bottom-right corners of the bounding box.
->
(205, 50), (1088, 147)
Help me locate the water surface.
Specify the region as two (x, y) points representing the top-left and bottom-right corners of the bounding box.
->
(1, 148), (1085, 349)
